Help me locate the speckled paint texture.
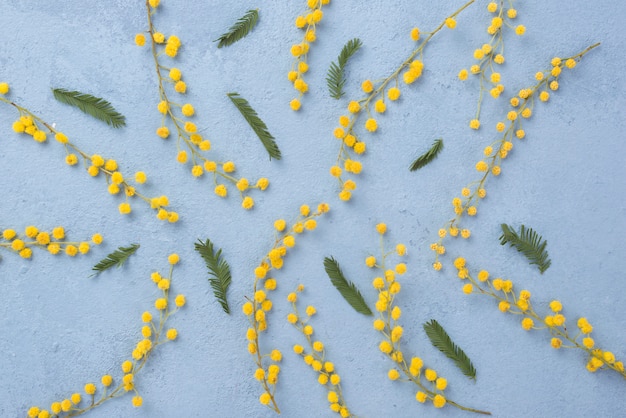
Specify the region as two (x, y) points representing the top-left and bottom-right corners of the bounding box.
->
(1, 1), (625, 417)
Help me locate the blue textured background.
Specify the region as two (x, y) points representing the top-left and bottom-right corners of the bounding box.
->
(1, 1), (625, 417)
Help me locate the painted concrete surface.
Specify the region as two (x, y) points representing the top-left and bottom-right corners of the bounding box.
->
(0, 1), (625, 417)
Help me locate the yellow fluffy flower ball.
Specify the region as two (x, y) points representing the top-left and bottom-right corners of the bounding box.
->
(242, 196), (254, 210)
(410, 27), (420, 41)
(433, 394), (447, 408)
(365, 118), (378, 132)
(387, 87), (401, 101)
(135, 33), (146, 46)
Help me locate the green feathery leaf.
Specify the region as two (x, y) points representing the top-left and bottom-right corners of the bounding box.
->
(195, 238), (232, 314)
(499, 224), (551, 273)
(227, 92), (281, 160)
(52, 88), (126, 128)
(337, 38), (363, 69)
(326, 38), (363, 99)
(423, 319), (477, 380)
(409, 138), (444, 171)
(326, 62), (345, 99)
(215, 9), (259, 48)
(90, 244), (140, 277)
(324, 256), (372, 316)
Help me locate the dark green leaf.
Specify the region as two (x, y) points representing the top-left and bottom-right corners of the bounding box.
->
(409, 138), (444, 171)
(499, 224), (551, 273)
(52, 88), (126, 128)
(215, 9), (259, 48)
(337, 38), (363, 69)
(324, 256), (372, 316)
(423, 319), (477, 380)
(227, 92), (281, 160)
(195, 238), (232, 314)
(326, 62), (345, 100)
(326, 38), (362, 99)
(90, 244), (140, 277)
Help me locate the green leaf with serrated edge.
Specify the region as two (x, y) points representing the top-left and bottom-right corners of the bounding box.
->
(52, 88), (126, 128)
(215, 9), (259, 48)
(227, 92), (281, 160)
(409, 138), (444, 171)
(326, 38), (362, 99)
(499, 224), (551, 273)
(90, 244), (140, 277)
(423, 319), (477, 380)
(324, 256), (372, 316)
(195, 238), (232, 314)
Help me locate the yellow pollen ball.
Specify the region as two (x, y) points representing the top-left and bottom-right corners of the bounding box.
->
(410, 27), (420, 41)
(387, 87), (401, 101)
(135, 33), (146, 46)
(445, 17), (456, 29)
(290, 99), (301, 111)
(374, 99), (386, 113)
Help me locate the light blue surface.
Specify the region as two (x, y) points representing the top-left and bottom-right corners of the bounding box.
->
(1, 1), (625, 417)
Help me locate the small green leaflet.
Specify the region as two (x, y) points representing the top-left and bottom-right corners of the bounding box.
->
(52, 88), (126, 128)
(195, 238), (232, 314)
(324, 256), (372, 316)
(423, 319), (477, 380)
(409, 138), (444, 171)
(499, 224), (551, 273)
(215, 9), (259, 48)
(326, 38), (363, 99)
(90, 244), (140, 277)
(227, 92), (281, 160)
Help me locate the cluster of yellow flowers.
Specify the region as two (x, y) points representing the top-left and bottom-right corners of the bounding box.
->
(330, 0), (475, 202)
(27, 253), (186, 417)
(287, 285), (354, 417)
(459, 1), (526, 129)
(243, 203), (330, 413)
(367, 224), (488, 414)
(0, 226), (102, 259)
(288, 0), (331, 111)
(10, 114), (49, 144)
(432, 43), (599, 271)
(453, 257), (626, 379)
(0, 90), (177, 222)
(138, 0), (269, 209)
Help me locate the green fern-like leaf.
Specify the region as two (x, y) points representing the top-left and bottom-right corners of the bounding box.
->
(195, 238), (232, 314)
(499, 224), (552, 273)
(52, 88), (126, 128)
(90, 244), (140, 277)
(326, 38), (363, 99)
(324, 256), (372, 316)
(423, 319), (477, 380)
(215, 9), (259, 48)
(326, 62), (345, 100)
(409, 138), (444, 171)
(227, 92), (281, 160)
(337, 38), (363, 68)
